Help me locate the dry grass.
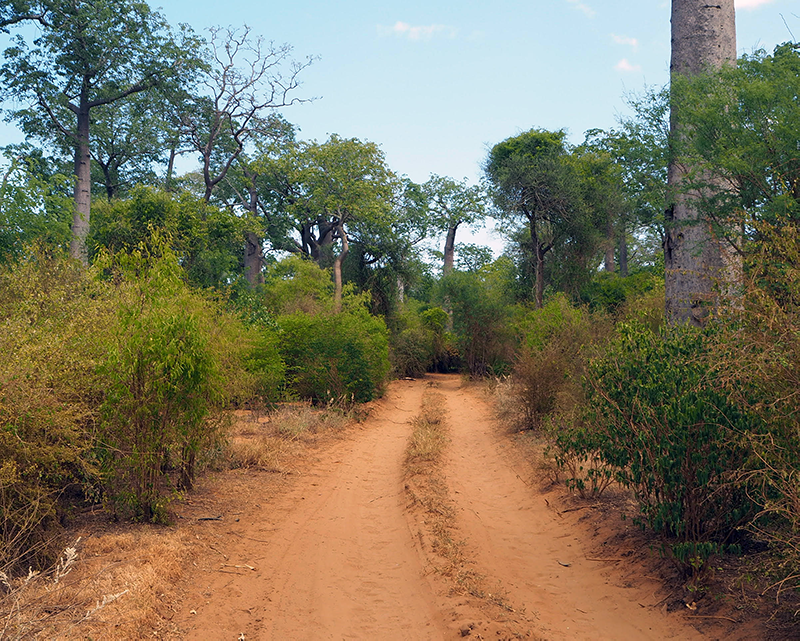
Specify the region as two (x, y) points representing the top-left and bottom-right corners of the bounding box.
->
(0, 401), (358, 640)
(226, 402), (352, 473)
(402, 384), (509, 607)
(0, 528), (188, 640)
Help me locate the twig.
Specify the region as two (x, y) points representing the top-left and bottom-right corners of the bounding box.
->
(687, 614), (739, 624)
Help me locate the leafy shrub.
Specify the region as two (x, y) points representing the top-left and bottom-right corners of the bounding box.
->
(390, 305), (458, 377)
(0, 257), (113, 570)
(278, 303), (390, 404)
(578, 270), (662, 315)
(97, 246), (229, 521)
(557, 322), (755, 570)
(511, 295), (609, 429)
(439, 270), (512, 377)
(263, 255), (335, 315)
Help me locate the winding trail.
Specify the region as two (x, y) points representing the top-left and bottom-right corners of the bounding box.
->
(174, 375), (707, 640)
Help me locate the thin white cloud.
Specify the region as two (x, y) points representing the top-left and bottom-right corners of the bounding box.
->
(611, 34), (639, 49)
(377, 21), (458, 40)
(565, 0), (596, 18)
(735, 0), (774, 10)
(615, 58), (642, 73)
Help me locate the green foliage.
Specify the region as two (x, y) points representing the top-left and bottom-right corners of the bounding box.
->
(0, 256), (113, 570)
(672, 43), (800, 238)
(277, 303), (390, 404)
(390, 304), (457, 377)
(262, 255), (335, 315)
(96, 242), (238, 521)
(512, 295), (608, 430)
(0, 147), (72, 263)
(91, 186), (246, 288)
(579, 270), (663, 315)
(439, 269), (512, 377)
(557, 322), (755, 570)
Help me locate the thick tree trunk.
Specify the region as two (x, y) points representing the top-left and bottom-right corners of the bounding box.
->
(530, 217), (545, 309)
(244, 231), (265, 286)
(70, 102), (92, 265)
(665, 0), (738, 325)
(442, 224), (458, 276)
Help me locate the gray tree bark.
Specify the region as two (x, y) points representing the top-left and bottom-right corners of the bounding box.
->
(665, 0), (738, 325)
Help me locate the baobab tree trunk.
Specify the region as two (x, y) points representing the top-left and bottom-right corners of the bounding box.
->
(665, 0), (738, 325)
(69, 102), (92, 265)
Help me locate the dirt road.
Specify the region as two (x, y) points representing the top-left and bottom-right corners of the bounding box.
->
(174, 375), (706, 640)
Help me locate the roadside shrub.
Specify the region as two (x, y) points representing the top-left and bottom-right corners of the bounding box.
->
(392, 326), (434, 378)
(511, 295), (608, 430)
(278, 303), (390, 404)
(557, 322), (756, 571)
(390, 305), (457, 377)
(0, 256), (113, 570)
(439, 270), (512, 377)
(97, 245), (228, 521)
(711, 221), (800, 559)
(579, 270), (662, 315)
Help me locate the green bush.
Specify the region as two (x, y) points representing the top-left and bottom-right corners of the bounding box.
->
(390, 304), (458, 377)
(278, 304), (390, 404)
(439, 270), (512, 377)
(0, 256), (113, 570)
(511, 295), (608, 429)
(97, 246), (229, 521)
(557, 322), (755, 571)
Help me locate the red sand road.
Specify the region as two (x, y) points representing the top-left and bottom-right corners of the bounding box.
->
(175, 375), (707, 640)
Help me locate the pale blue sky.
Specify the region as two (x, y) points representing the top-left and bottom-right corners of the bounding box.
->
(1, 1), (797, 250)
(151, 0), (796, 184)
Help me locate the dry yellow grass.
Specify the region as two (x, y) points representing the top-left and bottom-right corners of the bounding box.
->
(0, 402), (358, 640)
(402, 384), (503, 604)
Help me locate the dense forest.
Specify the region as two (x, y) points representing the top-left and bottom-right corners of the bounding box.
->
(1, 0), (800, 614)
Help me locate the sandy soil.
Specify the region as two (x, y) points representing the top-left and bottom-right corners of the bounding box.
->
(171, 375), (714, 640)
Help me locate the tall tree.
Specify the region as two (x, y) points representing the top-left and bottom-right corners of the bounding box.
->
(181, 25), (312, 204)
(673, 43), (800, 231)
(485, 129), (583, 308)
(422, 175), (486, 276)
(666, 0), (738, 324)
(0, 0), (200, 264)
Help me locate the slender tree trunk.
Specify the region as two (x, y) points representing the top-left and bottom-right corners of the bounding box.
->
(332, 224), (349, 313)
(442, 223), (458, 276)
(604, 211), (615, 272)
(535, 241), (545, 309)
(165, 146), (177, 192)
(665, 0), (738, 325)
(243, 180), (265, 286)
(618, 221), (629, 278)
(70, 99), (92, 265)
